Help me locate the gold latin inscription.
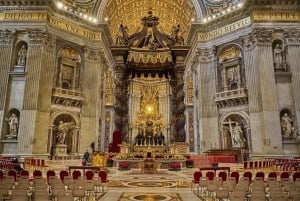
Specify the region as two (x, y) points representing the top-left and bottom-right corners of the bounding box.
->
(253, 11), (300, 21)
(0, 12), (47, 20)
(198, 17), (251, 41)
(0, 11), (101, 41)
(49, 16), (101, 41)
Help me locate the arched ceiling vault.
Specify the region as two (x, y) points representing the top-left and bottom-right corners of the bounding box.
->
(54, 0), (246, 43)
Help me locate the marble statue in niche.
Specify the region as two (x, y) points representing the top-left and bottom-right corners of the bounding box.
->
(222, 117), (247, 148)
(6, 113), (19, 139)
(231, 122), (246, 148)
(55, 121), (75, 145)
(281, 113), (293, 138)
(17, 45), (27, 66)
(273, 41), (287, 71)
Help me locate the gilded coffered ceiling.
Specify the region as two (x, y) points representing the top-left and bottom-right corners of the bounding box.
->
(54, 0), (246, 43)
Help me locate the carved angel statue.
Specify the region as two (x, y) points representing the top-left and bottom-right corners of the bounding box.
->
(171, 24), (184, 45)
(115, 24), (129, 45)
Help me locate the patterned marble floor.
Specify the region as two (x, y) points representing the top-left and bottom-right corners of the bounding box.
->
(98, 167), (199, 201)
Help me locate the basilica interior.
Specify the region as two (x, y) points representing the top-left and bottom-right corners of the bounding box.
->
(0, 0), (300, 201)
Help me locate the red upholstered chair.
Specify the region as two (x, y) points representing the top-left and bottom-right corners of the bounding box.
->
(191, 171), (202, 190)
(108, 131), (122, 153)
(268, 172), (277, 180)
(292, 171), (300, 181)
(230, 171), (240, 184)
(59, 170), (69, 181)
(99, 170), (109, 192)
(85, 170), (94, 180)
(33, 169), (42, 178)
(243, 161), (248, 169)
(255, 171), (265, 181)
(218, 171), (227, 182)
(72, 170), (81, 180)
(249, 161), (254, 169)
(8, 169), (17, 182)
(206, 171), (215, 180)
(243, 171), (252, 182)
(20, 169), (29, 177)
(46, 170), (56, 180)
(280, 172), (290, 181)
(0, 169), (4, 180)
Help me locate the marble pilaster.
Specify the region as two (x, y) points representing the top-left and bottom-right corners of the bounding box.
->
(195, 47), (219, 151)
(285, 29), (300, 129)
(0, 30), (15, 110)
(80, 47), (105, 153)
(254, 28), (282, 154)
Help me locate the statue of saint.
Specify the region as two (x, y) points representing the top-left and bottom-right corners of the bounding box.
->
(281, 113), (293, 138)
(171, 24), (184, 45)
(56, 121), (74, 145)
(17, 45), (27, 66)
(273, 43), (284, 69)
(231, 123), (246, 147)
(115, 24), (129, 45)
(6, 113), (19, 137)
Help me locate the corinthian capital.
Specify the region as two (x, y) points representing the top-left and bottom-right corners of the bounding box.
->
(26, 28), (44, 44)
(0, 29), (16, 45)
(284, 28), (300, 45)
(241, 34), (256, 50)
(84, 47), (103, 63)
(42, 33), (56, 51)
(252, 28), (273, 45)
(195, 47), (216, 63)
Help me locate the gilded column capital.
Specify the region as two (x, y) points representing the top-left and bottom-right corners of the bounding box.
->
(195, 47), (216, 63)
(84, 47), (103, 63)
(252, 28), (273, 46)
(0, 30), (16, 45)
(284, 28), (300, 45)
(26, 28), (44, 45)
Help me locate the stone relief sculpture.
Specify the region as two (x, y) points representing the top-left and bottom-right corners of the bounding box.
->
(6, 113), (19, 139)
(17, 45), (27, 66)
(281, 113), (293, 138)
(55, 121), (75, 145)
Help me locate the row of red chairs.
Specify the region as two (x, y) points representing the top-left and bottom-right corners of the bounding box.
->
(24, 157), (47, 170)
(192, 170), (300, 186)
(243, 159), (275, 170)
(0, 168), (109, 185)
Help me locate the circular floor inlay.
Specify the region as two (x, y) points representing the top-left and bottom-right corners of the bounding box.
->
(123, 181), (176, 188)
(128, 193), (173, 201)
